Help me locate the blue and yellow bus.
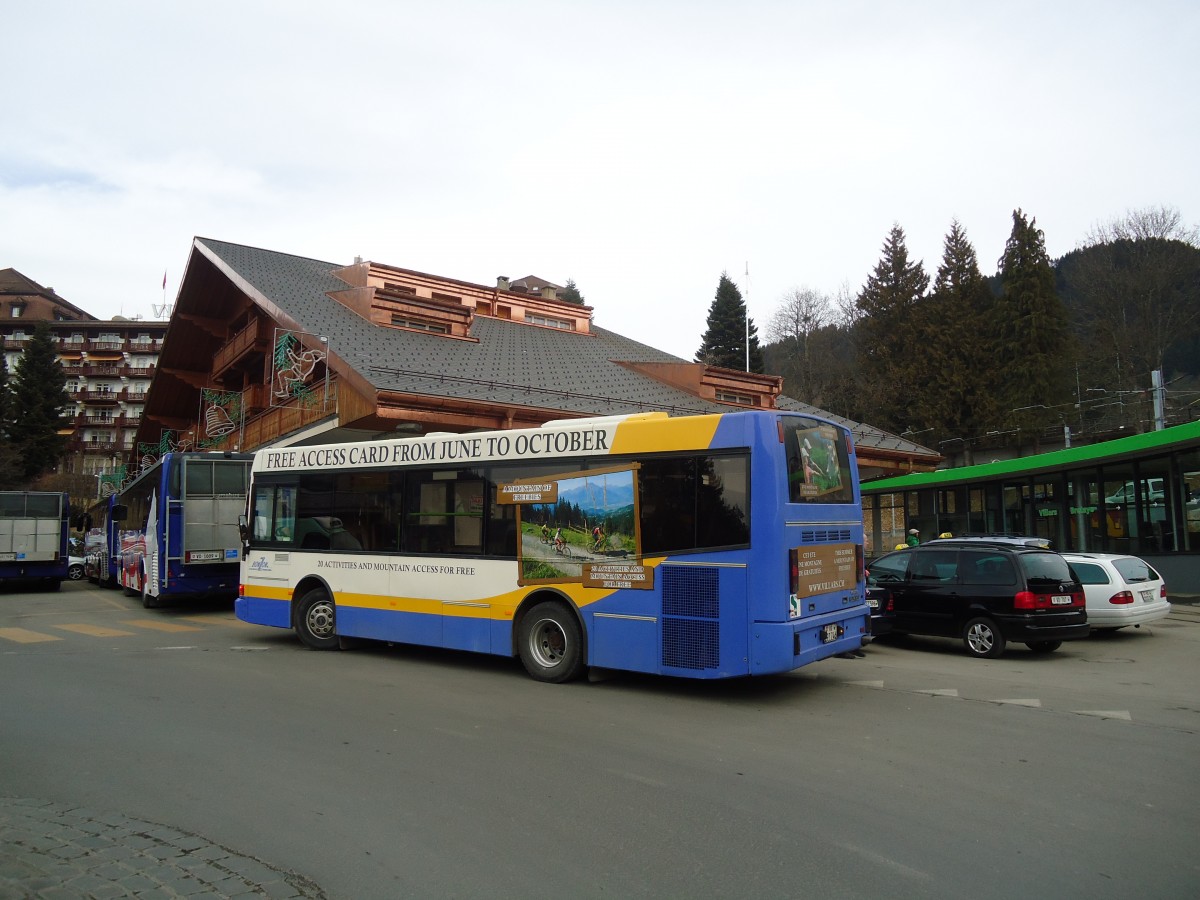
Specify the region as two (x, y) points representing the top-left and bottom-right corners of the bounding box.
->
(111, 452), (252, 607)
(237, 410), (869, 682)
(0, 491), (70, 590)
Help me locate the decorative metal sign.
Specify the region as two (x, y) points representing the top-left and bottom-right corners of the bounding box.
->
(197, 387), (244, 448)
(271, 330), (327, 407)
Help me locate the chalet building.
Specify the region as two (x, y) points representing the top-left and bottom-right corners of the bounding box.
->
(130, 238), (938, 479)
(0, 268), (168, 480)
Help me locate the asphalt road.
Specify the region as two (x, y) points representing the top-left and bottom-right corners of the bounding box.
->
(3, 582), (1198, 899)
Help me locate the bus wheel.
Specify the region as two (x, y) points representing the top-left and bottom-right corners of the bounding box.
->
(518, 601), (585, 683)
(295, 587), (339, 650)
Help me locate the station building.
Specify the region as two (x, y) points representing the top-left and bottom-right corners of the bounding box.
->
(862, 421), (1200, 592)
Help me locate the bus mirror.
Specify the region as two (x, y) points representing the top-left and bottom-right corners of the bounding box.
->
(238, 514), (249, 545)
(110, 504), (128, 523)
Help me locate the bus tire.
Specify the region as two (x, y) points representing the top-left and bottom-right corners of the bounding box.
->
(518, 601), (585, 683)
(295, 587), (339, 650)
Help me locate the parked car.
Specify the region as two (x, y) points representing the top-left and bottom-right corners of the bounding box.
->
(865, 538), (1089, 658)
(1060, 552), (1170, 630)
(67, 556), (85, 581)
(865, 581), (894, 638)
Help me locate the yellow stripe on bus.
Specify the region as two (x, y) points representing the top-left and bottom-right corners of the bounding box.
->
(609, 414), (722, 455)
(245, 556), (669, 622)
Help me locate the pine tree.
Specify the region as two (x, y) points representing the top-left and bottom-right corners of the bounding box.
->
(9, 320), (70, 482)
(560, 279), (585, 305)
(855, 224), (930, 432)
(695, 273), (763, 372)
(0, 354), (20, 489)
(925, 220), (997, 445)
(994, 210), (1071, 441)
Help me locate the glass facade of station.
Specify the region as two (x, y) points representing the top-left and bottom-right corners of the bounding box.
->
(862, 421), (1200, 592)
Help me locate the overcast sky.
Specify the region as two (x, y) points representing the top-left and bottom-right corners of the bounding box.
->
(3, 1), (1197, 360)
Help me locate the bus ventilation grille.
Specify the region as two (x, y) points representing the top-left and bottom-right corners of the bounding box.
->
(801, 528), (852, 543)
(661, 566), (719, 670)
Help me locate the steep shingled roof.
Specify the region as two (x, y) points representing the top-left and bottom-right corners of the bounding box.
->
(195, 238), (934, 457)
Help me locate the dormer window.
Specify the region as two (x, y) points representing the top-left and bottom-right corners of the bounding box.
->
(10, 304), (24, 318)
(391, 315), (449, 334)
(525, 313), (573, 331)
(716, 390), (756, 406)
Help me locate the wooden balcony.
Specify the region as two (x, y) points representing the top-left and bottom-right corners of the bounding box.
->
(212, 318), (269, 380)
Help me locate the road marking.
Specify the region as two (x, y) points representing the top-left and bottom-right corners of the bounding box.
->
(916, 688), (959, 697)
(182, 616), (257, 627)
(0, 627), (63, 643)
(123, 619), (203, 633)
(846, 680), (885, 688)
(53, 624), (136, 638)
(1075, 709), (1132, 721)
(996, 699), (1043, 707)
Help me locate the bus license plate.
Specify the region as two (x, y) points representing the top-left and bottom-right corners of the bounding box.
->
(1051, 595), (1072, 605)
(0, 552), (13, 561)
(820, 623), (842, 643)
(189, 551), (222, 561)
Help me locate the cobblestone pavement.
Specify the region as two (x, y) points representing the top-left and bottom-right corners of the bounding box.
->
(0, 799), (326, 900)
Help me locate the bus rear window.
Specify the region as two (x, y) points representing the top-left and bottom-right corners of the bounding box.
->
(782, 417), (854, 504)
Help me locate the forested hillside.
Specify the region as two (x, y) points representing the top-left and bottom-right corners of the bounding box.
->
(760, 207), (1200, 458)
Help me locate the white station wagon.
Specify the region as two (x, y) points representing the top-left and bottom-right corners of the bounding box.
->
(1062, 552), (1170, 630)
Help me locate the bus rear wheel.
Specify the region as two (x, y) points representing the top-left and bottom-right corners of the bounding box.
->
(518, 601), (585, 683)
(295, 587), (339, 650)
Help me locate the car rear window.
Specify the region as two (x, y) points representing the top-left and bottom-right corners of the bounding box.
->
(1069, 561), (1110, 586)
(1112, 557), (1159, 583)
(1019, 552), (1075, 585)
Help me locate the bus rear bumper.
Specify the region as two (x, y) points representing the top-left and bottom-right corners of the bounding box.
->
(236, 595), (290, 629)
(753, 606), (871, 673)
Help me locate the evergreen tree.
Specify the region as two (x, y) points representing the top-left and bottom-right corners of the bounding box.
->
(560, 279), (585, 305)
(695, 273), (763, 373)
(855, 224), (930, 433)
(0, 354), (20, 490)
(10, 320), (70, 482)
(993, 210), (1071, 443)
(924, 220), (997, 448)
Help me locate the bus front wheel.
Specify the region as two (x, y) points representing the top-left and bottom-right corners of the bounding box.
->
(295, 587), (339, 650)
(518, 601), (585, 683)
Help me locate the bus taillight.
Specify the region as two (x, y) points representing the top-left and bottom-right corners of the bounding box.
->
(788, 548), (799, 595)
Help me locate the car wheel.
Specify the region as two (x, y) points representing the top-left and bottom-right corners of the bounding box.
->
(518, 601), (586, 683)
(962, 617), (1005, 658)
(295, 587), (339, 650)
(1025, 640), (1062, 653)
(68, 564), (84, 581)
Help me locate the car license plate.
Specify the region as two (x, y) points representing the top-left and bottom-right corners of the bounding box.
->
(820, 623), (842, 643)
(866, 596), (879, 609)
(1051, 595), (1072, 605)
(1141, 590), (1155, 603)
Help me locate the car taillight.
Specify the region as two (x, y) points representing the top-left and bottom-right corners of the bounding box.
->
(1015, 590), (1084, 610)
(1109, 591), (1135, 605)
(1161, 584), (1168, 599)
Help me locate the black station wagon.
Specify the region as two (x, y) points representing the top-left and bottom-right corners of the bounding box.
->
(865, 539), (1090, 658)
